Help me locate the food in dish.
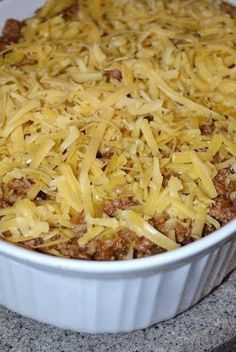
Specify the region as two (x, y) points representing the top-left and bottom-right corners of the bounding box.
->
(0, 0), (235, 260)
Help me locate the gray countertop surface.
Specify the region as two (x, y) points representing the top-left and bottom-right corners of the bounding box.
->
(0, 270), (235, 352)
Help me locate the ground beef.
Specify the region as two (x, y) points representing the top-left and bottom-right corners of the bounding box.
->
(208, 169), (236, 225)
(0, 37), (10, 52)
(144, 115), (154, 122)
(134, 236), (165, 258)
(209, 197), (236, 225)
(8, 178), (31, 196)
(0, 19), (23, 51)
(220, 2), (236, 18)
(149, 214), (168, 235)
(199, 120), (215, 135)
(3, 19), (23, 42)
(161, 170), (172, 181)
(48, 229), (164, 260)
(0, 197), (11, 209)
(105, 69), (123, 81)
(212, 169), (235, 198)
(51, 230), (131, 260)
(102, 149), (114, 159)
(212, 152), (223, 164)
(103, 196), (139, 217)
(71, 211), (87, 237)
(203, 223), (216, 236)
(120, 127), (132, 137)
(73, 224), (87, 237)
(170, 38), (186, 45)
(76, 211), (85, 224)
(1, 179), (32, 204)
(96, 149), (113, 159)
(151, 214), (193, 245)
(175, 223), (193, 245)
(61, 2), (79, 19)
(13, 58), (38, 67)
(92, 233), (129, 260)
(53, 243), (92, 260)
(22, 238), (44, 249)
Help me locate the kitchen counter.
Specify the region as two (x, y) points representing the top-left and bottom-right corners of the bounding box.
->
(0, 270), (235, 352)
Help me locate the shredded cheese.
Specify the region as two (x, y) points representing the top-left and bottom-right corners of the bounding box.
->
(191, 206), (207, 239)
(79, 110), (113, 215)
(119, 210), (179, 251)
(0, 0), (235, 259)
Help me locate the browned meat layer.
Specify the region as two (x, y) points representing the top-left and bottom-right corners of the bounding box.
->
(10, 179), (31, 195)
(0, 198), (11, 209)
(175, 223), (193, 245)
(13, 58), (38, 67)
(208, 169), (236, 227)
(0, 19), (23, 51)
(212, 168), (235, 197)
(150, 214), (193, 245)
(0, 179), (32, 206)
(0, 37), (9, 52)
(212, 152), (224, 164)
(203, 223), (215, 236)
(23, 238), (44, 249)
(2, 168), (236, 260)
(144, 115), (154, 122)
(105, 69), (123, 81)
(30, 229), (165, 260)
(150, 214), (168, 235)
(199, 120), (215, 135)
(220, 2), (236, 18)
(103, 196), (139, 217)
(3, 19), (23, 42)
(96, 149), (113, 160)
(73, 223), (87, 237)
(170, 38), (186, 45)
(120, 127), (132, 137)
(134, 236), (165, 258)
(71, 211), (87, 237)
(2, 169), (235, 260)
(61, 2), (79, 19)
(75, 211), (86, 224)
(209, 197), (236, 225)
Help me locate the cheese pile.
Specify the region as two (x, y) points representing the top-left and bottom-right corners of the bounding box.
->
(0, 0), (236, 253)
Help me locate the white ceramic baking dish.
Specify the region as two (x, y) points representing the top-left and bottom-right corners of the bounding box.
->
(0, 221), (235, 333)
(0, 0), (236, 334)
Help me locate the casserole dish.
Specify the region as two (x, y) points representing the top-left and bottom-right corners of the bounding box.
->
(0, 221), (235, 333)
(0, 0), (235, 333)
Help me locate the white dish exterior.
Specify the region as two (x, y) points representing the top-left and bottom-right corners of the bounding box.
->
(0, 0), (235, 333)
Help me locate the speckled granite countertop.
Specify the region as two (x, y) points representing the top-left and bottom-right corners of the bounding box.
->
(0, 270), (235, 352)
